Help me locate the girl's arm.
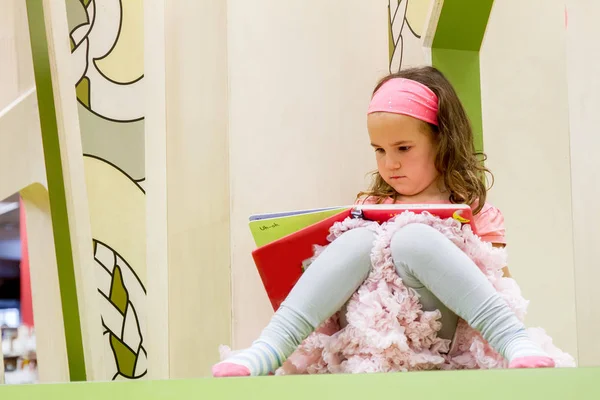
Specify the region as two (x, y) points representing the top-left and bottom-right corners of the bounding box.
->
(492, 242), (511, 278)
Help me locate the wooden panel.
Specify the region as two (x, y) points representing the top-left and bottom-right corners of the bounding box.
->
(0, 90), (44, 199)
(565, 0), (600, 366)
(480, 0), (578, 359)
(145, 0), (169, 381)
(166, 0), (231, 378)
(21, 184), (70, 382)
(0, 0), (69, 382)
(31, 0), (107, 380)
(145, 0), (232, 378)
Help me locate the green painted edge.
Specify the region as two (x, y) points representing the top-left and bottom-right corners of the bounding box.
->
(431, 0), (494, 154)
(0, 368), (599, 399)
(432, 0), (494, 51)
(432, 49), (484, 153)
(25, 0), (87, 381)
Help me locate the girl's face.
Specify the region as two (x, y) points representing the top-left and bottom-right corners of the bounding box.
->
(367, 112), (444, 201)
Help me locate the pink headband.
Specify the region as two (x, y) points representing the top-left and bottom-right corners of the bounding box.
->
(367, 78), (439, 126)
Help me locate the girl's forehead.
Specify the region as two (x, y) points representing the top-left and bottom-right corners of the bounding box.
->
(367, 113), (431, 141)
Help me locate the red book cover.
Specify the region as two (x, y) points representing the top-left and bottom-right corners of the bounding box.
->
(251, 204), (475, 311)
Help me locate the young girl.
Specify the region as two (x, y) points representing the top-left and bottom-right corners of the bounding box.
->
(213, 66), (557, 377)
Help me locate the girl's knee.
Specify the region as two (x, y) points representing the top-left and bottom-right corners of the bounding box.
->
(391, 223), (442, 259)
(337, 227), (376, 250)
(334, 227), (375, 272)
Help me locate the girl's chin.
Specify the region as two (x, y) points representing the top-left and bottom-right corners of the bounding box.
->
(387, 183), (414, 195)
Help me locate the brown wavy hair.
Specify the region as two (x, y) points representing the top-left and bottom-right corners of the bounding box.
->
(357, 66), (493, 214)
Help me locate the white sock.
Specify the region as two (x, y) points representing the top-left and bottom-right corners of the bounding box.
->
(218, 306), (314, 376)
(219, 340), (286, 376)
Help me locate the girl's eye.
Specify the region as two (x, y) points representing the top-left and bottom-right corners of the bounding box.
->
(375, 148), (385, 154)
(399, 146), (411, 152)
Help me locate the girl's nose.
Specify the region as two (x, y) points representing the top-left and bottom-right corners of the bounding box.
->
(385, 156), (401, 170)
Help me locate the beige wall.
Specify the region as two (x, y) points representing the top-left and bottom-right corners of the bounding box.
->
(480, 0), (578, 359)
(565, 0), (600, 366)
(228, 0), (389, 347)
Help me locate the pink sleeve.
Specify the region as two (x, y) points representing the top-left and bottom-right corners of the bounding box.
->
(474, 203), (506, 244)
(354, 195), (394, 205)
(354, 195), (375, 205)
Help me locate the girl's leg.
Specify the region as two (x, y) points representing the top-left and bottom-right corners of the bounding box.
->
(212, 227), (376, 377)
(390, 223), (554, 368)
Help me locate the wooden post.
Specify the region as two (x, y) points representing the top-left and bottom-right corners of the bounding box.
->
(146, 0), (232, 378)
